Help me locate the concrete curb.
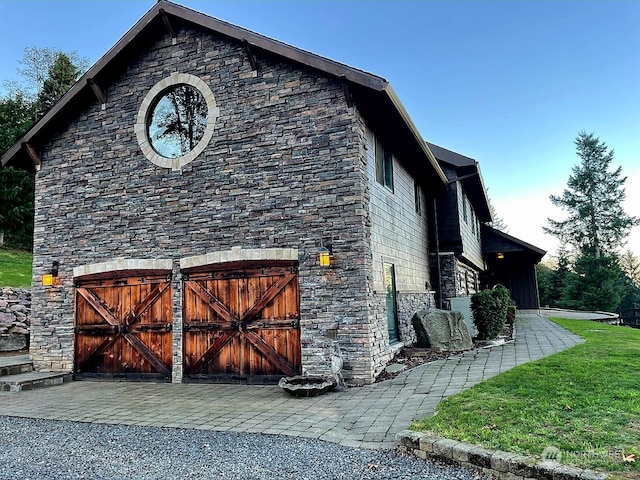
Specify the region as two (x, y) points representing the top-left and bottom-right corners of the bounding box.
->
(396, 430), (608, 480)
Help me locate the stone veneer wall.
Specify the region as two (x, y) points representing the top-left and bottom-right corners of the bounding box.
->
(30, 23), (377, 383)
(439, 253), (481, 307)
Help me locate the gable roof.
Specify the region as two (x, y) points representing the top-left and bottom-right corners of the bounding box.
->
(426, 142), (492, 222)
(482, 225), (546, 263)
(1, 1), (447, 187)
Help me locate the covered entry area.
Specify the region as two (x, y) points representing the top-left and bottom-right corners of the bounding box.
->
(482, 226), (546, 309)
(181, 260), (302, 383)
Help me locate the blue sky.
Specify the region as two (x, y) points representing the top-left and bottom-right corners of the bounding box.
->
(1, 0), (639, 259)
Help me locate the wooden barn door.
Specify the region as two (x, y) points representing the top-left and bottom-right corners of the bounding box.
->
(74, 273), (173, 380)
(182, 262), (301, 383)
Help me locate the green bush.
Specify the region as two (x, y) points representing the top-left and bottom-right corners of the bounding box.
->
(471, 285), (511, 340)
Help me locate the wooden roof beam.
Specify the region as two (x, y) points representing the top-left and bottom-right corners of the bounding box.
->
(87, 79), (106, 109)
(341, 76), (353, 108)
(159, 8), (177, 44)
(22, 142), (41, 171)
(243, 40), (258, 71)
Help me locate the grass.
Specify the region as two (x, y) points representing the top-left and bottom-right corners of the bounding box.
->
(412, 318), (640, 477)
(0, 247), (32, 287)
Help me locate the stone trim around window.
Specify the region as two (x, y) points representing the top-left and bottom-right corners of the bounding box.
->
(135, 72), (220, 171)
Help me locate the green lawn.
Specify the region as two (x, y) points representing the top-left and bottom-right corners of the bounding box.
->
(412, 318), (640, 477)
(0, 247), (32, 287)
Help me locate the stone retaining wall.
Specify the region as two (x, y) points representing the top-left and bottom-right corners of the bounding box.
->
(396, 430), (607, 480)
(0, 287), (30, 351)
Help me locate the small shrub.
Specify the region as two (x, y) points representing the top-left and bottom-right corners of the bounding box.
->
(471, 285), (511, 340)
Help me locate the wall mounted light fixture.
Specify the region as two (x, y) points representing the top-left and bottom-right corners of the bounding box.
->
(319, 243), (333, 267)
(319, 247), (330, 267)
(42, 261), (60, 286)
(497, 252), (505, 260)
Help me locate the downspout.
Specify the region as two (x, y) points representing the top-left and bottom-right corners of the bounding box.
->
(433, 198), (443, 309)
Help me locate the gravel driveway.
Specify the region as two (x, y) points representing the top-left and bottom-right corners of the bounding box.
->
(0, 417), (490, 479)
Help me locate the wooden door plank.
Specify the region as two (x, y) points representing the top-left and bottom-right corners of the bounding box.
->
(242, 330), (297, 377)
(239, 273), (295, 324)
(123, 333), (171, 376)
(187, 330), (237, 374)
(132, 282), (170, 322)
(186, 281), (237, 323)
(76, 287), (120, 326)
(78, 335), (118, 371)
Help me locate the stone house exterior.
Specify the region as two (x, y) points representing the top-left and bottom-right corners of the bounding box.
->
(1, 1), (447, 385)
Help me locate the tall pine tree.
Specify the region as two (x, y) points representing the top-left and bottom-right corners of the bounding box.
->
(545, 131), (638, 257)
(35, 53), (80, 117)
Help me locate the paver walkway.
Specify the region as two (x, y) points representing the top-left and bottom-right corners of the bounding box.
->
(0, 313), (583, 449)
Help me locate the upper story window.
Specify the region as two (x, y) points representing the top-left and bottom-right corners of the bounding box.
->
(375, 138), (394, 192)
(462, 192), (468, 223)
(414, 181), (421, 215)
(136, 72), (220, 171)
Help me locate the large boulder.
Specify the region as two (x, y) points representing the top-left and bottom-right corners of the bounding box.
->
(412, 309), (473, 351)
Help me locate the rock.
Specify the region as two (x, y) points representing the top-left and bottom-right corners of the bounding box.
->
(412, 309), (473, 351)
(0, 333), (28, 352)
(0, 288), (32, 352)
(8, 326), (29, 335)
(0, 312), (14, 325)
(385, 363), (406, 374)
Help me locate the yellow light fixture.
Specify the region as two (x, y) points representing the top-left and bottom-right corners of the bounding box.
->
(497, 252), (505, 260)
(42, 261), (60, 287)
(319, 247), (330, 267)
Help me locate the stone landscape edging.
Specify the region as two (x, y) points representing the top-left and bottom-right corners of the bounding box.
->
(396, 430), (609, 480)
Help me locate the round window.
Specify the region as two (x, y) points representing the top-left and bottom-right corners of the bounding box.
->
(136, 73), (219, 170)
(147, 84), (208, 159)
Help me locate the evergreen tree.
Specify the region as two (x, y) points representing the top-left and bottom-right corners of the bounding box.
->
(35, 53), (80, 116)
(619, 250), (640, 316)
(1, 48), (85, 250)
(0, 95), (36, 248)
(620, 250), (640, 287)
(536, 263), (553, 307)
(488, 201), (508, 232)
(548, 249), (572, 308)
(545, 132), (638, 258)
(0, 167), (35, 249)
(0, 94), (36, 155)
(7, 46), (89, 100)
(562, 247), (625, 312)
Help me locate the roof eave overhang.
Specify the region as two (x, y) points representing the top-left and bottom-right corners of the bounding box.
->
(2, 0), (444, 184)
(482, 225), (547, 263)
(383, 85), (447, 186)
(465, 164), (492, 222)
